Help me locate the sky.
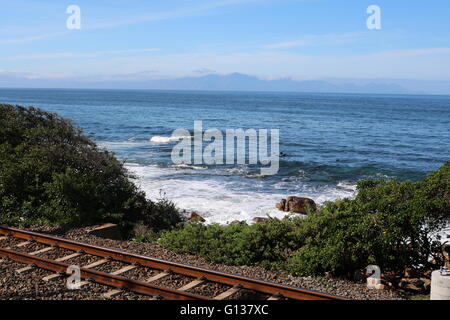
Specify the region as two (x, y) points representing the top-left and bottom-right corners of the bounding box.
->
(1, 0), (450, 83)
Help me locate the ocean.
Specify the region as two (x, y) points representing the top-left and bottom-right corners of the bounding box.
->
(1, 88), (449, 224)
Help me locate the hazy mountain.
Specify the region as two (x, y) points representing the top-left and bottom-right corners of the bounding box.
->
(1, 71), (448, 95)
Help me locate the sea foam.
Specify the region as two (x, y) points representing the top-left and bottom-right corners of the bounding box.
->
(125, 163), (356, 225)
(150, 135), (192, 144)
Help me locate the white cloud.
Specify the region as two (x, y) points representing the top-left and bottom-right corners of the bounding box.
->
(7, 48), (161, 60)
(0, 31), (70, 45)
(263, 32), (365, 49)
(264, 41), (307, 49)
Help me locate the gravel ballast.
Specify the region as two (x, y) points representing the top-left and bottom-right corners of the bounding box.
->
(0, 225), (405, 300)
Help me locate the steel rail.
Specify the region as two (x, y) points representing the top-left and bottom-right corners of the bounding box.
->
(0, 247), (209, 300)
(0, 225), (345, 300)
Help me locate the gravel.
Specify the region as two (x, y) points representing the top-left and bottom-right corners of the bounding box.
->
(0, 225), (405, 300)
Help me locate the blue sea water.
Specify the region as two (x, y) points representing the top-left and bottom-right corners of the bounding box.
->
(1, 88), (449, 223)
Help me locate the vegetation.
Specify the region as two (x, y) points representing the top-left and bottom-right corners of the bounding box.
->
(0, 104), (183, 234)
(160, 219), (300, 269)
(1, 104), (448, 279)
(160, 162), (450, 277)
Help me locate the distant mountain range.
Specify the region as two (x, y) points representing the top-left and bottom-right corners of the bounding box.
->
(1, 71), (450, 95)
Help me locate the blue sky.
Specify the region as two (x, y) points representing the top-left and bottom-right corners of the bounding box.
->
(1, 0), (450, 81)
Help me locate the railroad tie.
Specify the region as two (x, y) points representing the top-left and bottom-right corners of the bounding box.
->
(178, 278), (205, 292)
(55, 252), (83, 262)
(146, 270), (171, 283)
(16, 264), (36, 274)
(75, 259), (110, 288)
(103, 289), (123, 299)
(103, 265), (138, 298)
(28, 246), (55, 256)
(16, 241), (31, 247)
(43, 253), (84, 281)
(110, 264), (137, 276)
(213, 284), (242, 300)
(82, 258), (109, 269)
(43, 272), (63, 282)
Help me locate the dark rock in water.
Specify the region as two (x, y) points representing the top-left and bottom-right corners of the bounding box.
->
(229, 220), (245, 226)
(275, 199), (286, 211)
(88, 223), (122, 240)
(252, 217), (269, 224)
(275, 196), (317, 214)
(189, 212), (206, 223)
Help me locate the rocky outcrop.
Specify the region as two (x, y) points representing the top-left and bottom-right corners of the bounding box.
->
(252, 217), (269, 224)
(229, 220), (245, 226)
(275, 196), (317, 214)
(189, 212), (206, 223)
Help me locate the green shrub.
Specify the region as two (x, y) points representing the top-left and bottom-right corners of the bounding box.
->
(160, 162), (449, 278)
(290, 163), (450, 276)
(160, 218), (299, 269)
(0, 104), (183, 233)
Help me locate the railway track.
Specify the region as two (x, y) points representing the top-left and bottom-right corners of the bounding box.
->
(0, 225), (345, 301)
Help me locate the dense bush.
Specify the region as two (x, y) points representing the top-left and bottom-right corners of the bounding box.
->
(0, 104), (183, 233)
(160, 218), (299, 269)
(160, 162), (450, 277)
(290, 162), (449, 277)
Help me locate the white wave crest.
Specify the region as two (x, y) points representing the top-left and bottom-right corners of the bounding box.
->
(172, 164), (207, 170)
(150, 135), (192, 144)
(125, 164), (358, 225)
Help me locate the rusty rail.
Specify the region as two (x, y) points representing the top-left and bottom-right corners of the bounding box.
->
(0, 225), (345, 300)
(0, 247), (207, 300)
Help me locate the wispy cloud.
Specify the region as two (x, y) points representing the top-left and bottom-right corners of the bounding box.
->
(0, 0), (258, 45)
(263, 32), (365, 49)
(0, 31), (70, 45)
(87, 0), (258, 30)
(264, 41), (307, 49)
(7, 48), (161, 60)
(372, 47), (450, 57)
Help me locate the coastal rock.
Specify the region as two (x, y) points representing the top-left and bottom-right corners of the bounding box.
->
(287, 196), (317, 214)
(252, 217), (269, 224)
(276, 196), (317, 214)
(189, 212), (206, 223)
(229, 220), (245, 226)
(275, 199), (286, 211)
